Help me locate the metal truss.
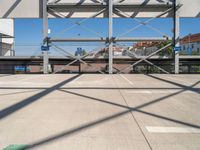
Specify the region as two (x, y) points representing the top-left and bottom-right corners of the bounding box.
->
(46, 4), (107, 73)
(117, 43), (172, 74)
(51, 43), (106, 74)
(112, 3), (178, 73)
(42, 0), (180, 74)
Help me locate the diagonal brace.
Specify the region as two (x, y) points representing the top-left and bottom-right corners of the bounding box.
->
(126, 50), (169, 74)
(119, 43), (172, 73)
(52, 44), (105, 74)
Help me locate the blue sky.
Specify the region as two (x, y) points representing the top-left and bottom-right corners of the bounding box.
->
(14, 18), (200, 56)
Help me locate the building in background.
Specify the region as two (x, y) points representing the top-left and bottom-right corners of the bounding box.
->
(180, 33), (200, 55)
(95, 46), (125, 58)
(0, 19), (15, 74)
(132, 41), (162, 56)
(0, 19), (14, 56)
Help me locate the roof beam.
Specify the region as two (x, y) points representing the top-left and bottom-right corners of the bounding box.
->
(49, 37), (171, 43)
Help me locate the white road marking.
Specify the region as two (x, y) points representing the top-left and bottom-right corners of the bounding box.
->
(71, 74), (84, 83)
(125, 90), (152, 94)
(120, 75), (134, 85)
(125, 90), (196, 94)
(146, 126), (200, 133)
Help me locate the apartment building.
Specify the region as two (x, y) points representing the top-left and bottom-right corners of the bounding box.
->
(0, 19), (14, 56)
(180, 33), (200, 55)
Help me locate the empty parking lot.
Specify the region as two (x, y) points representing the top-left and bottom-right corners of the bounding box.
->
(0, 74), (200, 150)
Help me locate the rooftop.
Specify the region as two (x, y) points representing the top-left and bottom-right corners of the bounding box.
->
(181, 33), (200, 44)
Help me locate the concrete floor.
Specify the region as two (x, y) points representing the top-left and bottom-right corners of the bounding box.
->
(0, 74), (200, 150)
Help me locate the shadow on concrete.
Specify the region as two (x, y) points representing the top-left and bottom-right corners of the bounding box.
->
(0, 87), (199, 92)
(22, 79), (200, 149)
(147, 74), (200, 94)
(0, 74), (81, 120)
(3, 0), (22, 17)
(59, 88), (200, 129)
(1, 74), (199, 149)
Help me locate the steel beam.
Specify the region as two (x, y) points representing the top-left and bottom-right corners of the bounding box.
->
(50, 38), (107, 42)
(115, 37), (171, 42)
(174, 0), (180, 74)
(0, 33), (2, 56)
(43, 0), (49, 74)
(49, 37), (171, 43)
(47, 3), (172, 11)
(108, 0), (113, 74)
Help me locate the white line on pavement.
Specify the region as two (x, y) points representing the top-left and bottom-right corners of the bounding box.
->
(146, 126), (200, 133)
(71, 74), (84, 83)
(120, 74), (134, 85)
(125, 90), (152, 94)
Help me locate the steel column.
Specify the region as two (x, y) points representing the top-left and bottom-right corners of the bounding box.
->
(43, 0), (49, 74)
(108, 0), (113, 74)
(0, 33), (2, 56)
(173, 0), (180, 74)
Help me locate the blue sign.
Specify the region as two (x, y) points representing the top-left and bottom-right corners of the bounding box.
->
(77, 47), (83, 54)
(15, 66), (30, 71)
(174, 46), (181, 52)
(41, 46), (50, 51)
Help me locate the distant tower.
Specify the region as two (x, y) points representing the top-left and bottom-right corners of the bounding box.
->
(0, 19), (14, 56)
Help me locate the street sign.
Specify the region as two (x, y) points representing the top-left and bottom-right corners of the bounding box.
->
(77, 47), (83, 53)
(174, 46), (182, 51)
(41, 46), (49, 51)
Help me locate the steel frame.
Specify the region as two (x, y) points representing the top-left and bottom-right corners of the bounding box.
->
(42, 0), (180, 74)
(118, 43), (172, 74)
(51, 43), (106, 74)
(0, 33), (2, 56)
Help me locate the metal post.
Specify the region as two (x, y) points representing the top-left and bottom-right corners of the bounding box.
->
(0, 33), (2, 56)
(79, 61), (81, 74)
(108, 0), (113, 74)
(43, 0), (49, 74)
(173, 0), (180, 74)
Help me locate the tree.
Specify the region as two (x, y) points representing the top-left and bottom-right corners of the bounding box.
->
(158, 41), (173, 57)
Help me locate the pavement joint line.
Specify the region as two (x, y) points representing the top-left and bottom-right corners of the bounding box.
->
(119, 74), (134, 85)
(112, 75), (153, 150)
(146, 126), (200, 133)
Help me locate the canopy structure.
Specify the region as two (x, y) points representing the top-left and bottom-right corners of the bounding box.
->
(0, 0), (199, 74)
(0, 0), (199, 18)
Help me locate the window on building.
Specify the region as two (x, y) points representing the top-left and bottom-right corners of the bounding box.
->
(197, 48), (200, 54)
(183, 45), (185, 50)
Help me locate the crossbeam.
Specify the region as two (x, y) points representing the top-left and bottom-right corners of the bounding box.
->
(47, 3), (173, 10)
(49, 37), (171, 43)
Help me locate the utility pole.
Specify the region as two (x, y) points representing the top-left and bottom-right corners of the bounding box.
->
(43, 0), (49, 74)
